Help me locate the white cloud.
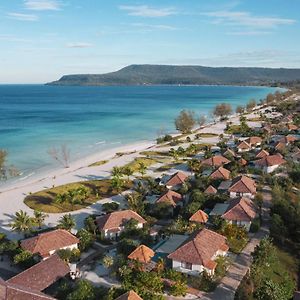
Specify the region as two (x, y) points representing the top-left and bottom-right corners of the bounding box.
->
(0, 34), (32, 42)
(131, 23), (177, 31)
(226, 30), (271, 36)
(24, 0), (61, 11)
(7, 12), (38, 21)
(66, 42), (93, 48)
(203, 10), (296, 29)
(119, 5), (177, 18)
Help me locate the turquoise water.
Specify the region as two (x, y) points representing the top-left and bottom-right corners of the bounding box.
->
(0, 85), (278, 175)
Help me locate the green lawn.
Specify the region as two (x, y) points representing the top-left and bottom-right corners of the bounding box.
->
(196, 133), (219, 138)
(24, 179), (133, 213)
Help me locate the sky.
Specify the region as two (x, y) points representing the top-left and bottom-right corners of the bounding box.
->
(0, 0), (300, 83)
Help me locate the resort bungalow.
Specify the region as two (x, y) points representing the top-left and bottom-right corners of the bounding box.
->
(287, 124), (298, 132)
(167, 228), (228, 276)
(96, 210), (146, 239)
(280, 135), (298, 145)
(155, 190), (184, 215)
(255, 154), (286, 173)
(237, 141), (251, 153)
(128, 245), (156, 271)
(228, 175), (256, 199)
(21, 229), (79, 259)
(201, 155), (230, 168)
(165, 171), (188, 190)
(189, 210), (208, 224)
(115, 290), (143, 300)
(255, 149), (269, 159)
(221, 197), (257, 231)
(5, 254), (69, 298)
(209, 166), (231, 181)
(223, 149), (236, 158)
(245, 136), (262, 147)
(238, 158), (248, 166)
(204, 185), (217, 195)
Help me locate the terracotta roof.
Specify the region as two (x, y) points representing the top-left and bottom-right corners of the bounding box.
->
(256, 149), (269, 158)
(166, 171), (188, 187)
(237, 141), (251, 150)
(7, 254), (69, 292)
(156, 190), (183, 207)
(288, 124), (298, 131)
(275, 141), (286, 151)
(96, 210), (146, 231)
(128, 245), (155, 264)
(189, 210), (208, 223)
(229, 175), (256, 194)
(0, 278), (55, 300)
(204, 185), (217, 194)
(222, 197), (257, 222)
(210, 167), (231, 180)
(255, 154), (286, 167)
(167, 228), (228, 270)
(223, 149), (236, 157)
(280, 135), (298, 144)
(115, 290), (143, 300)
(201, 155), (230, 167)
(21, 229), (79, 258)
(238, 158), (247, 166)
(245, 136), (262, 145)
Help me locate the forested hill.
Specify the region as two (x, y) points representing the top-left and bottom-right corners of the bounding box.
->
(47, 64), (300, 86)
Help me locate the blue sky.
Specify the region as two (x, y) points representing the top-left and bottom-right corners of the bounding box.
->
(0, 0), (299, 83)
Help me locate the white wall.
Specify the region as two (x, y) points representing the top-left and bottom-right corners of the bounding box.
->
(230, 192), (254, 199)
(48, 243), (78, 258)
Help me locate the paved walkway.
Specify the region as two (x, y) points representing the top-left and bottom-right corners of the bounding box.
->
(201, 187), (271, 300)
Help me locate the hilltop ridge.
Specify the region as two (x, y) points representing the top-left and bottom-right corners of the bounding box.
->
(47, 64), (300, 86)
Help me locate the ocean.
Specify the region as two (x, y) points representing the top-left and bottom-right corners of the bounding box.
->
(0, 84), (279, 177)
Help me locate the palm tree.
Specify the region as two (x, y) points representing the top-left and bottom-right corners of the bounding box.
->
(102, 255), (114, 269)
(57, 214), (76, 231)
(123, 166), (133, 182)
(10, 210), (33, 236)
(169, 148), (179, 161)
(110, 176), (124, 193)
(111, 166), (123, 178)
(138, 162), (147, 177)
(33, 210), (48, 229)
(125, 192), (145, 215)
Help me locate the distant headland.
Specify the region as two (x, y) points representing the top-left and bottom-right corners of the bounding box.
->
(47, 64), (300, 86)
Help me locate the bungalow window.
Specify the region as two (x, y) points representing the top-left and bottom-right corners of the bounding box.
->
(181, 261), (192, 270)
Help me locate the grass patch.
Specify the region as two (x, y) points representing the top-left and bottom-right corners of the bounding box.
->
(88, 160), (108, 167)
(122, 157), (157, 173)
(155, 160), (185, 172)
(24, 179), (133, 213)
(247, 117), (262, 122)
(196, 133), (219, 138)
(140, 150), (170, 157)
(225, 125), (242, 134)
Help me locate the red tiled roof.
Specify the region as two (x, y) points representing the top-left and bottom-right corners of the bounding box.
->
(96, 210), (146, 231)
(204, 185), (217, 194)
(245, 136), (262, 145)
(189, 210), (208, 223)
(255, 154), (286, 167)
(275, 141), (286, 151)
(128, 245), (155, 264)
(256, 149), (269, 158)
(229, 175), (256, 194)
(238, 158), (247, 166)
(21, 229), (79, 258)
(288, 124), (298, 131)
(210, 167), (231, 180)
(237, 141), (251, 150)
(167, 228), (228, 269)
(223, 149), (236, 157)
(7, 254), (69, 292)
(156, 190), (183, 207)
(115, 290), (143, 300)
(222, 197), (257, 222)
(0, 277), (55, 300)
(280, 135), (298, 144)
(201, 155), (230, 167)
(166, 171), (188, 187)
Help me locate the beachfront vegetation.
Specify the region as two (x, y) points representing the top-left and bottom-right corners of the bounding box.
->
(174, 110), (196, 133)
(88, 160), (108, 167)
(213, 103), (232, 120)
(0, 149), (19, 180)
(24, 179), (133, 213)
(48, 144), (71, 168)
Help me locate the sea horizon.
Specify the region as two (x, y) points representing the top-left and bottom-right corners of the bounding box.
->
(0, 84), (281, 183)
